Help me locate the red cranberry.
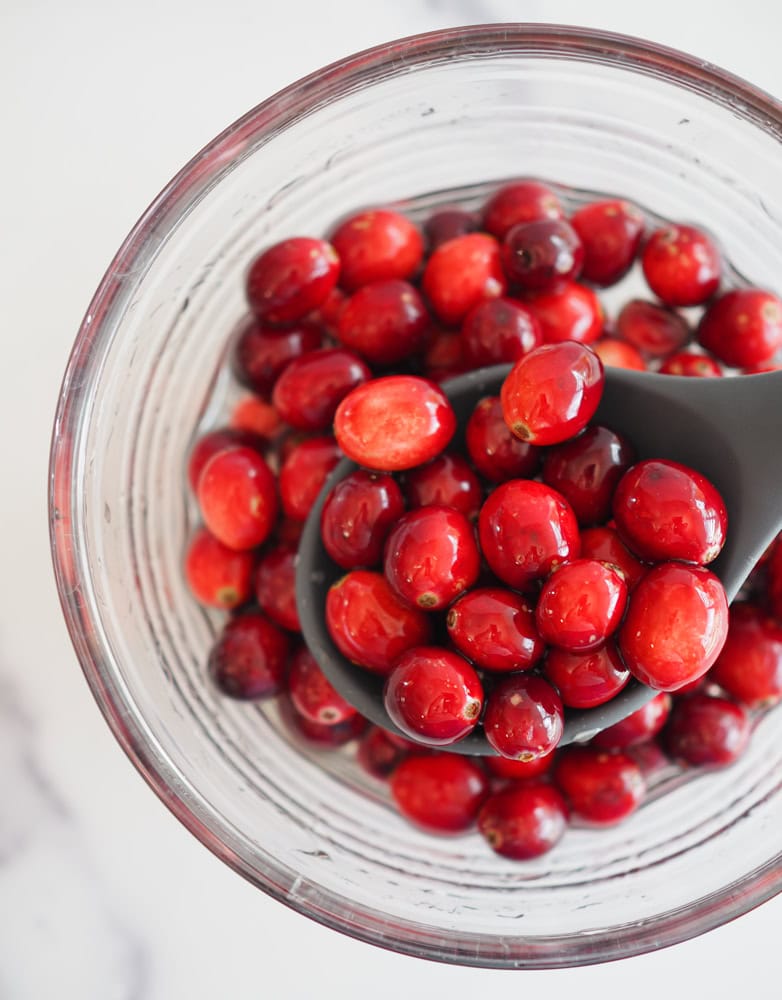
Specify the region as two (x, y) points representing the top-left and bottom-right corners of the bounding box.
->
(478, 783), (569, 859)
(208, 612), (289, 699)
(537, 560), (628, 653)
(309, 286), (347, 334)
(246, 237), (340, 324)
(460, 297), (542, 366)
(591, 692), (672, 749)
(187, 428), (264, 492)
(184, 527), (254, 609)
(658, 350), (723, 377)
(336, 280), (430, 366)
(710, 602), (782, 707)
(331, 209), (423, 290)
(485, 752), (555, 782)
(197, 445), (278, 550)
(482, 180), (564, 240)
(288, 645), (358, 726)
(272, 348), (370, 431)
(254, 545), (299, 631)
(320, 469), (405, 569)
(280, 694), (367, 747)
(697, 288), (782, 367)
(578, 526), (647, 590)
(278, 436), (341, 522)
(422, 329), (468, 381)
(424, 208), (479, 250)
(593, 338), (646, 371)
(618, 562), (729, 691)
(384, 647), (483, 746)
(641, 224), (721, 307)
(356, 726), (411, 779)
(325, 570), (431, 674)
(390, 754), (489, 833)
(383, 506), (480, 611)
(422, 233), (506, 326)
(570, 199), (645, 286)
(612, 458), (727, 565)
(465, 395), (540, 482)
(233, 317), (323, 396)
(663, 692), (750, 767)
(554, 747), (645, 825)
(525, 281), (603, 344)
(229, 397), (283, 441)
(334, 375), (456, 471)
(544, 641), (630, 709)
(478, 479), (580, 590)
(501, 218), (584, 291)
(484, 674), (564, 761)
(446, 587), (545, 673)
(616, 299), (690, 358)
(403, 452), (482, 521)
(500, 341), (604, 445)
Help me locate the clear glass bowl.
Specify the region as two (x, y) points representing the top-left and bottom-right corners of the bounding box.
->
(49, 24), (782, 968)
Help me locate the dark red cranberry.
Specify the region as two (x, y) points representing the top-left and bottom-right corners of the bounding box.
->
(554, 747), (645, 825)
(421, 329), (468, 381)
(484, 674), (564, 760)
(525, 281), (603, 344)
(616, 299), (690, 358)
(187, 428), (264, 492)
(593, 338), (646, 371)
(422, 233), (506, 326)
(271, 348), (370, 431)
(390, 754), (489, 833)
(697, 288), (782, 367)
(197, 445), (278, 550)
(424, 208), (479, 250)
(278, 436), (341, 522)
(280, 694), (367, 747)
(570, 199), (645, 286)
(288, 645), (358, 726)
(544, 641), (630, 709)
(308, 286), (347, 334)
(254, 545), (299, 631)
(320, 470), (405, 569)
(536, 560), (627, 653)
(447, 587), (544, 673)
(184, 527), (254, 609)
(710, 602), (782, 707)
(465, 395), (540, 482)
(331, 209), (423, 290)
(232, 317), (323, 396)
(658, 350), (723, 377)
(208, 612), (289, 699)
(460, 297), (542, 366)
(484, 751), (555, 782)
(501, 218), (584, 291)
(229, 397), (283, 441)
(336, 280), (430, 366)
(246, 237), (340, 324)
(482, 180), (564, 240)
(663, 693), (750, 767)
(403, 452), (482, 521)
(578, 526), (647, 590)
(591, 692), (672, 749)
(356, 726), (411, 779)
(641, 224), (721, 307)
(478, 783), (569, 859)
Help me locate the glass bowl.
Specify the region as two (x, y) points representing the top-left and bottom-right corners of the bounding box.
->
(49, 24), (782, 969)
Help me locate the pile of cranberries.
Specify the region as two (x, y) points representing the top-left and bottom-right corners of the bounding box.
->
(184, 179), (782, 862)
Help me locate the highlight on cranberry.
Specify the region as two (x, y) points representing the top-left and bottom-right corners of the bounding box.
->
(181, 175), (782, 864)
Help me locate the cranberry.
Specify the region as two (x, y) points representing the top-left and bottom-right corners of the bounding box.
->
(229, 396), (283, 441)
(578, 526), (647, 590)
(446, 587), (545, 673)
(663, 692), (750, 767)
(553, 747), (645, 825)
(537, 560), (628, 653)
(288, 645), (358, 726)
(356, 726), (411, 779)
(246, 237), (340, 324)
(320, 469), (405, 569)
(390, 754), (488, 833)
(331, 209), (423, 290)
(197, 445), (278, 550)
(422, 329), (468, 382)
(383, 506), (480, 611)
(336, 280), (430, 366)
(424, 208), (479, 250)
(591, 692), (672, 749)
(187, 428), (264, 492)
(460, 297), (542, 366)
(618, 562), (729, 691)
(658, 350), (723, 377)
(482, 180), (564, 240)
(254, 545), (299, 631)
(465, 396), (540, 482)
(697, 288), (782, 367)
(422, 233), (506, 326)
(593, 338), (646, 371)
(384, 647), (483, 746)
(334, 375), (456, 471)
(542, 425), (636, 526)
(544, 641), (630, 709)
(403, 452), (482, 521)
(570, 199), (645, 286)
(641, 224), (721, 307)
(710, 602), (782, 707)
(612, 458), (727, 565)
(616, 299), (690, 358)
(484, 674), (564, 761)
(232, 317), (323, 396)
(500, 341), (604, 445)
(281, 694), (367, 747)
(478, 479), (580, 590)
(208, 612), (289, 699)
(501, 218), (584, 291)
(525, 281), (603, 344)
(478, 783), (569, 859)
(271, 348), (370, 431)
(325, 570), (431, 674)
(184, 527), (254, 609)
(278, 436), (341, 521)
(309, 286), (348, 334)
(485, 751), (555, 782)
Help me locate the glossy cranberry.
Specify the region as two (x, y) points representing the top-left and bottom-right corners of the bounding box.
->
(320, 469), (405, 569)
(246, 237), (340, 324)
(484, 751), (555, 782)
(390, 754), (489, 833)
(618, 562), (729, 691)
(536, 560), (627, 653)
(446, 587), (544, 673)
(334, 375), (456, 471)
(612, 458), (727, 564)
(421, 329), (468, 381)
(525, 281), (604, 344)
(465, 395), (540, 482)
(593, 338), (646, 371)
(197, 445), (278, 550)
(460, 297), (542, 366)
(591, 692), (672, 749)
(232, 317), (323, 396)
(422, 233), (507, 326)
(187, 428), (264, 492)
(616, 299), (690, 358)
(578, 526), (647, 590)
(697, 288), (782, 367)
(356, 726), (411, 778)
(184, 527), (254, 609)
(544, 641), (630, 709)
(478, 479), (580, 590)
(501, 218), (584, 291)
(710, 602), (782, 707)
(288, 645), (358, 726)
(484, 674), (564, 760)
(542, 425), (636, 526)
(658, 350), (723, 377)
(482, 180), (564, 240)
(478, 783), (568, 859)
(336, 280), (430, 366)
(208, 613), (289, 699)
(641, 224), (721, 307)
(570, 199), (645, 286)
(280, 694), (367, 747)
(271, 348), (370, 431)
(331, 209), (423, 290)
(278, 436), (341, 521)
(553, 747), (645, 825)
(229, 396), (283, 441)
(403, 452), (482, 520)
(384, 647), (483, 746)
(424, 208), (479, 250)
(663, 692), (750, 767)
(254, 545), (299, 631)
(384, 506), (480, 611)
(500, 342), (604, 445)
(325, 570), (431, 674)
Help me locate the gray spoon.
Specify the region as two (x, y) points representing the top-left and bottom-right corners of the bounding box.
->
(295, 364), (782, 753)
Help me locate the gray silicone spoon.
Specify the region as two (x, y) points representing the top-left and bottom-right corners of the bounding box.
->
(296, 364), (782, 753)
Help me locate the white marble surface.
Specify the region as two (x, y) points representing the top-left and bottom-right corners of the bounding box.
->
(3, 1), (782, 996)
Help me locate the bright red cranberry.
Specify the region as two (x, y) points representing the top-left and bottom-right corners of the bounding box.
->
(465, 395), (540, 482)
(208, 612), (289, 699)
(537, 560), (627, 653)
(246, 237), (340, 324)
(271, 348), (370, 431)
(280, 694), (367, 747)
(184, 527), (254, 609)
(478, 783), (568, 859)
(663, 692), (750, 767)
(229, 396), (283, 441)
(384, 506), (480, 611)
(446, 587), (545, 673)
(570, 199), (645, 286)
(384, 647), (483, 746)
(334, 375), (456, 471)
(288, 645), (358, 726)
(641, 224), (721, 307)
(421, 329), (468, 382)
(501, 218), (584, 291)
(616, 299), (690, 358)
(403, 452), (482, 521)
(593, 338), (646, 371)
(460, 297), (542, 366)
(331, 209), (423, 290)
(544, 641), (630, 709)
(390, 754), (489, 833)
(697, 288), (782, 367)
(482, 180), (564, 240)
(485, 751), (555, 781)
(553, 747), (645, 825)
(484, 674), (564, 760)
(424, 208), (479, 250)
(618, 562), (729, 691)
(578, 526), (647, 590)
(197, 445), (278, 550)
(525, 281), (603, 344)
(187, 428), (264, 492)
(232, 317), (323, 396)
(612, 458), (727, 565)
(320, 469), (405, 569)
(336, 280), (430, 366)
(356, 726), (411, 779)
(658, 350), (723, 377)
(500, 342), (604, 445)
(710, 602), (782, 707)
(422, 233), (507, 326)
(591, 692), (672, 749)
(542, 425), (636, 526)
(325, 570), (431, 674)
(278, 436), (341, 521)
(254, 545), (299, 631)
(478, 480), (580, 590)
